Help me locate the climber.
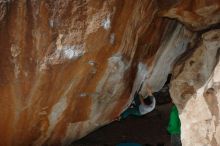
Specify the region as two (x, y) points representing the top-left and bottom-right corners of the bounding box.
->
(167, 104), (182, 146)
(119, 84), (156, 120)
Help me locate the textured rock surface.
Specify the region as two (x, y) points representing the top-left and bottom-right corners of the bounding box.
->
(161, 0), (220, 30)
(170, 30), (220, 146)
(0, 0), (219, 146)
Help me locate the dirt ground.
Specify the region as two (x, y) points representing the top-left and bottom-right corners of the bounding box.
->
(72, 103), (172, 146)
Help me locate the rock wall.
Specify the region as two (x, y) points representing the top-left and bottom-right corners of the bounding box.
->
(166, 1), (220, 146)
(161, 0), (220, 30)
(170, 29), (220, 146)
(0, 0), (219, 146)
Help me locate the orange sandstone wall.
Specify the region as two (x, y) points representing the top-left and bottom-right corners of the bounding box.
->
(0, 0), (220, 145)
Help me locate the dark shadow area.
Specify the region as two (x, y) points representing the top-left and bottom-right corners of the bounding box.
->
(154, 74), (172, 106)
(72, 74), (173, 146)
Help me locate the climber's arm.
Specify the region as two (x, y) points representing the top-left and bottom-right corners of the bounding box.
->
(146, 84), (153, 96)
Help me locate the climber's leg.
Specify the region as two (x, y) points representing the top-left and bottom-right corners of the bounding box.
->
(120, 107), (141, 120)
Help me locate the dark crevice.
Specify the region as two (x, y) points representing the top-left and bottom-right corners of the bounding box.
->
(153, 74), (172, 106)
(198, 23), (220, 35)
